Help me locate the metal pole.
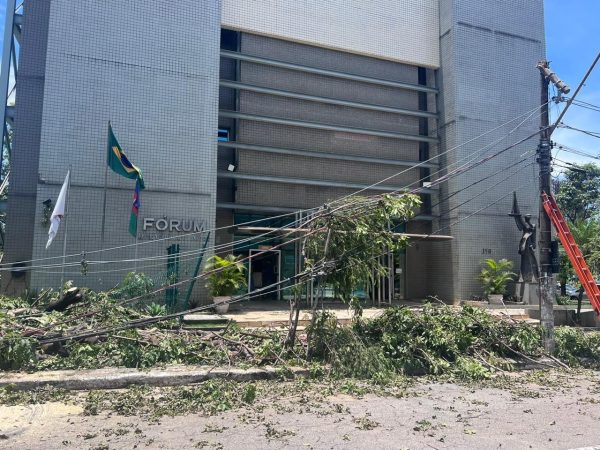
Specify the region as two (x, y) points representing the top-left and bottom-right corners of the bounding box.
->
(535, 56), (599, 353)
(60, 167), (72, 291)
(100, 122), (110, 250)
(183, 231), (211, 309)
(134, 233), (138, 272)
(536, 61), (561, 353)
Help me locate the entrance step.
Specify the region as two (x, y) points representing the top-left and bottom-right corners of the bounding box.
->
(182, 314), (230, 330)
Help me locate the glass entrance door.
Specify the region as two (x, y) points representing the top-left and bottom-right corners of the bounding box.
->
(248, 249), (282, 300)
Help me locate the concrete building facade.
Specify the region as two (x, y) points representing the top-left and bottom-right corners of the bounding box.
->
(1, 0), (545, 304)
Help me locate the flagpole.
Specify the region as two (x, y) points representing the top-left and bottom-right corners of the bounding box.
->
(134, 233), (139, 272)
(100, 121), (110, 251)
(60, 166), (72, 291)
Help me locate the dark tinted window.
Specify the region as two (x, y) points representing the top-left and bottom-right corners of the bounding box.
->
(221, 29), (239, 51)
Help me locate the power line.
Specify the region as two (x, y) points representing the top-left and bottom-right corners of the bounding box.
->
(425, 179), (533, 239)
(338, 113), (544, 216)
(558, 124), (600, 139)
(34, 152), (538, 278)
(28, 132), (544, 340)
(5, 118), (545, 277)
(1, 105), (546, 271)
(555, 143), (600, 160)
(574, 99), (600, 109)
(26, 146), (533, 335)
(573, 102), (600, 113)
(36, 173), (537, 345)
(36, 271), (311, 345)
(331, 102), (546, 204)
(433, 159), (536, 217)
(22, 228), (322, 338)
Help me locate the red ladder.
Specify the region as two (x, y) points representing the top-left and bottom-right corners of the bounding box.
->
(541, 192), (600, 316)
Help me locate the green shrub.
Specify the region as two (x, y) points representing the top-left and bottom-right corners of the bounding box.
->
(307, 311), (393, 382)
(204, 254), (247, 297)
(145, 303), (167, 317)
(0, 334), (37, 370)
(112, 272), (155, 299)
(478, 258), (516, 296)
(310, 304), (546, 380)
(555, 327), (600, 367)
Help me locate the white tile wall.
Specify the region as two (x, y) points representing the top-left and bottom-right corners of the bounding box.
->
(222, 0), (440, 68)
(28, 0), (222, 293)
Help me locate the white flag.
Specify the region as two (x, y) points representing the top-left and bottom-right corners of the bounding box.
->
(46, 170), (70, 249)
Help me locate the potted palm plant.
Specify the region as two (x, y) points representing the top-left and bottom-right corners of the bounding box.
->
(204, 254), (247, 314)
(478, 258), (516, 304)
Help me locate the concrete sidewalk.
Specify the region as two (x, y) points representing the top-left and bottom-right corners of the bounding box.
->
(194, 302), (599, 328)
(0, 365), (310, 391)
(222, 306), (387, 328)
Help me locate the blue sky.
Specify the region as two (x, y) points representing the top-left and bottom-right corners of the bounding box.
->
(545, 0), (600, 166)
(0, 2), (597, 162)
(0, 2), (6, 52)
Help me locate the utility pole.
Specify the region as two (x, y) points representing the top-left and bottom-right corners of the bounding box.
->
(536, 61), (570, 353)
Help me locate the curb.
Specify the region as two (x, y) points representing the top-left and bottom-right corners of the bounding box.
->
(0, 365), (311, 391)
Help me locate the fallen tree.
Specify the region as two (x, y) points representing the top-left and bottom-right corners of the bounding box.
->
(1, 290), (599, 379)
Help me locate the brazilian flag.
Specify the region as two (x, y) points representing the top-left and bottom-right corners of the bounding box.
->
(107, 123), (145, 237)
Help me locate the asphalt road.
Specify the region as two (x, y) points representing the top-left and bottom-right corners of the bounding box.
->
(1, 370), (599, 450)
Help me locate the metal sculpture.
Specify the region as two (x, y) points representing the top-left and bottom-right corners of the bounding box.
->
(509, 192), (539, 282)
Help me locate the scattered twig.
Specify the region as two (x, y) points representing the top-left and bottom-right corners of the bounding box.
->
(474, 350), (507, 374)
(112, 334), (150, 345)
(499, 342), (556, 368)
(546, 354), (571, 370)
(238, 330), (274, 340)
(210, 331), (255, 357)
(272, 349), (287, 366)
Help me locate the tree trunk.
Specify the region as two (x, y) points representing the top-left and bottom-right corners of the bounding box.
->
(560, 281), (566, 296)
(285, 295), (301, 349)
(45, 287), (82, 312)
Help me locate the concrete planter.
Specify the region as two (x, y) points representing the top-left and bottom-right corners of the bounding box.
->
(488, 294), (504, 305)
(213, 296), (231, 314)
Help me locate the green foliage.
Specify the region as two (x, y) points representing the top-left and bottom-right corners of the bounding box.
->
(204, 254), (247, 297)
(478, 258), (516, 296)
(2, 285), (600, 379)
(307, 311), (393, 382)
(569, 220), (600, 275)
(0, 288), (291, 372)
(0, 295), (30, 310)
(145, 303), (167, 317)
(309, 305), (548, 380)
(554, 327), (600, 367)
(557, 250), (571, 294)
(303, 194), (421, 308)
(112, 272), (155, 299)
(83, 380), (260, 418)
(555, 163), (600, 223)
(37, 329), (228, 371)
(242, 383), (257, 404)
(555, 165), (600, 294)
(0, 385), (69, 406)
(453, 356), (490, 381)
(555, 220), (600, 318)
(0, 334), (37, 370)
